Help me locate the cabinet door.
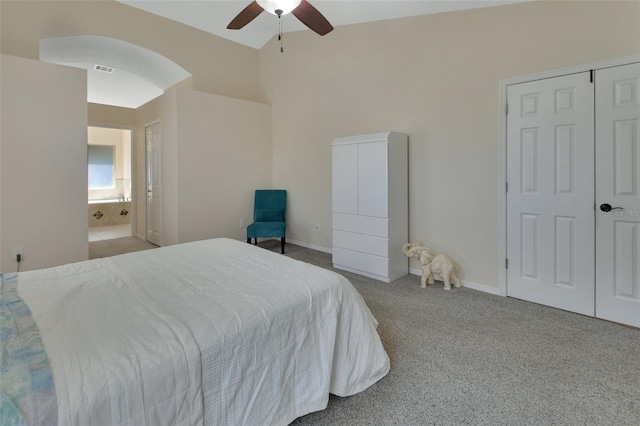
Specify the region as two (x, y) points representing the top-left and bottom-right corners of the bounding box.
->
(332, 144), (358, 214)
(357, 142), (388, 218)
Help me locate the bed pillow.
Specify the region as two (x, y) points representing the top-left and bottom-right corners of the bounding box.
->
(255, 209), (284, 222)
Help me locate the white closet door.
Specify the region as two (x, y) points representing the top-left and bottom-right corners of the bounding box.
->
(506, 72), (595, 315)
(595, 63), (640, 327)
(357, 142), (388, 218)
(332, 144), (358, 215)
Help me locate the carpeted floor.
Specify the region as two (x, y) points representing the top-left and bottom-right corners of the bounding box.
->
(90, 238), (640, 425)
(89, 236), (158, 259)
(286, 246), (640, 425)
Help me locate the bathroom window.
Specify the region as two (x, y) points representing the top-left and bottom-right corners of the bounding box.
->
(88, 145), (115, 189)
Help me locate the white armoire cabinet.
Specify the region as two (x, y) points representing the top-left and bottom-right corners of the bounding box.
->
(332, 131), (408, 282)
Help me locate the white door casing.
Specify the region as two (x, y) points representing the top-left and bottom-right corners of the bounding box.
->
(506, 72), (595, 316)
(146, 122), (162, 246)
(595, 63), (640, 327)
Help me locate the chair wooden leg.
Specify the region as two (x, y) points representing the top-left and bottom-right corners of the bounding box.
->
(281, 237), (285, 254)
(247, 237), (250, 244)
(254, 238), (257, 245)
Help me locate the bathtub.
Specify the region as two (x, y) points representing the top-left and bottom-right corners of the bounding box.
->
(88, 200), (132, 227)
(88, 199), (128, 204)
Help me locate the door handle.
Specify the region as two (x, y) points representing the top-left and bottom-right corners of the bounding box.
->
(600, 203), (623, 212)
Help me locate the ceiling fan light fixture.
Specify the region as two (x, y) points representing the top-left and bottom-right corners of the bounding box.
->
(228, 0), (333, 37)
(256, 0), (302, 16)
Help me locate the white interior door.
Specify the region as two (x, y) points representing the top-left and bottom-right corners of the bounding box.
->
(506, 72), (595, 315)
(146, 122), (162, 246)
(595, 63), (640, 327)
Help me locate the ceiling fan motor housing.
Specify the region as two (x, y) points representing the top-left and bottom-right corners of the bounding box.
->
(257, 0), (302, 16)
(228, 0), (333, 37)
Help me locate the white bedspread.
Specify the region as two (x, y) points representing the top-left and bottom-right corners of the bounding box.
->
(17, 238), (389, 425)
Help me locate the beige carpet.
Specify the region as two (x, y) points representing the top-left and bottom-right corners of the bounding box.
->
(88, 236), (158, 259)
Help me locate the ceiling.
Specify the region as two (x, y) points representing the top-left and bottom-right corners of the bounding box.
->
(40, 1), (529, 108)
(117, 0), (531, 50)
(40, 36), (191, 108)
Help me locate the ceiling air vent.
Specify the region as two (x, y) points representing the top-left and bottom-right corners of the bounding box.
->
(94, 64), (115, 74)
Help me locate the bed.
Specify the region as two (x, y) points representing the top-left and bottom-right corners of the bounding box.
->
(1, 238), (389, 425)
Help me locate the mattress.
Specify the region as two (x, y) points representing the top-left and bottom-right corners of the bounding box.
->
(14, 238), (390, 425)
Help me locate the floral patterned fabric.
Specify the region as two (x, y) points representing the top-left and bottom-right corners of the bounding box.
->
(1, 273), (57, 426)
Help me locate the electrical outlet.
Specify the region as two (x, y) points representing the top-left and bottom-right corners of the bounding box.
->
(13, 247), (23, 260)
(314, 223), (320, 231)
(240, 219), (246, 228)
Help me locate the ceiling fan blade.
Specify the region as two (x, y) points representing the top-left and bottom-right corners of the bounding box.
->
(292, 0), (333, 36)
(227, 1), (264, 30)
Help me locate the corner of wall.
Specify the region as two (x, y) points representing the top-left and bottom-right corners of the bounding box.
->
(1, 55), (88, 271)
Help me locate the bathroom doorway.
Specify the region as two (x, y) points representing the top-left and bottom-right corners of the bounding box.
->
(87, 126), (134, 242)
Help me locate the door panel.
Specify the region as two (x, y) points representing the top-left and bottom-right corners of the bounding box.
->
(146, 123), (161, 246)
(357, 142), (388, 218)
(332, 144), (358, 215)
(506, 72), (595, 315)
(595, 63), (640, 327)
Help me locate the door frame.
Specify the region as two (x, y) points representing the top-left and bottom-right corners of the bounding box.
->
(498, 54), (640, 297)
(87, 122), (137, 239)
(145, 120), (162, 246)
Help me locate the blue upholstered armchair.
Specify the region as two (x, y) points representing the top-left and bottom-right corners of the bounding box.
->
(246, 190), (287, 254)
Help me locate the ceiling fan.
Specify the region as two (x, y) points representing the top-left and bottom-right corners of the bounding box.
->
(227, 0), (334, 36)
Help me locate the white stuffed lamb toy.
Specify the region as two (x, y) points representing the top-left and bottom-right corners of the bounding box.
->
(403, 243), (462, 290)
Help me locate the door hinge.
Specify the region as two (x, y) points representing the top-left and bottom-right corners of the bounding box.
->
(505, 103), (509, 115)
(505, 182), (508, 193)
(590, 69), (594, 84)
(505, 258), (509, 269)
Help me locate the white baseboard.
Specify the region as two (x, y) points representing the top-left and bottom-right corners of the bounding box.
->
(409, 267), (501, 296)
(283, 245), (500, 295)
(287, 239), (332, 254)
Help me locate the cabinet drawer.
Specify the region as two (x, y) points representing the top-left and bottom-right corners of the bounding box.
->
(332, 213), (388, 238)
(333, 247), (389, 278)
(333, 230), (388, 257)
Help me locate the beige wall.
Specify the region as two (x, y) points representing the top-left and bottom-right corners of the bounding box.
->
(0, 55), (88, 271)
(135, 88), (273, 245)
(2, 0), (638, 287)
(176, 89), (273, 243)
(89, 103), (137, 128)
(259, 0), (640, 288)
(0, 0), (269, 248)
(0, 0), (263, 103)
